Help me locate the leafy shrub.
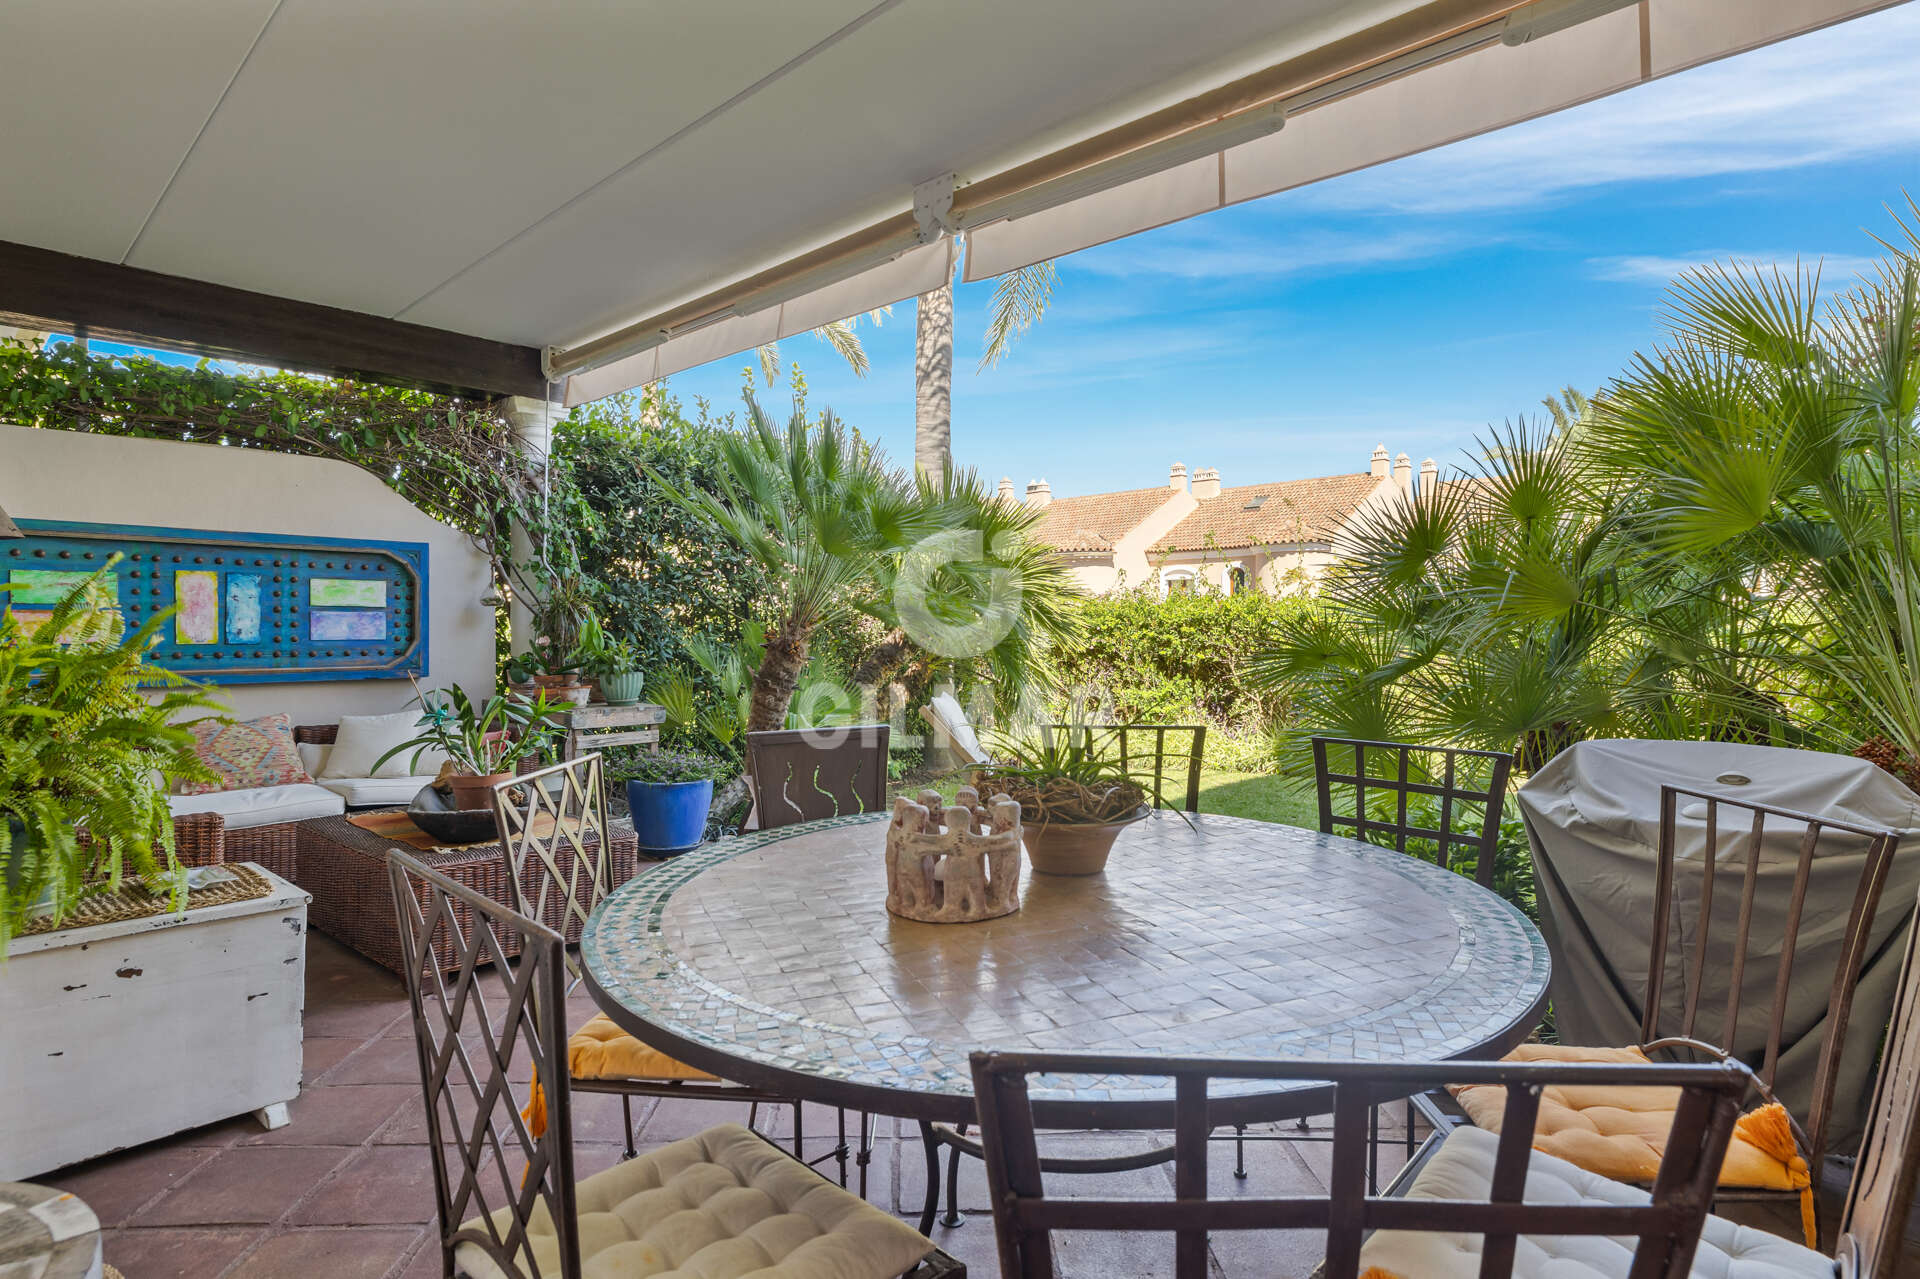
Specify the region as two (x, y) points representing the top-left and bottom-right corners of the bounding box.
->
(1049, 588), (1317, 772)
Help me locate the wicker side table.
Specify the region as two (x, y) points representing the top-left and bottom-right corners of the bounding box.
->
(296, 813), (641, 973)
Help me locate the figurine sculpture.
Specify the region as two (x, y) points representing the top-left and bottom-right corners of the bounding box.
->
(885, 785), (1024, 923)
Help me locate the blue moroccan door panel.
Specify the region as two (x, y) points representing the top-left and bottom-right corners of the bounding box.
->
(5, 520), (429, 684)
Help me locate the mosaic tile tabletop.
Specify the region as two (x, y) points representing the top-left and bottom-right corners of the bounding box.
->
(582, 812), (1549, 1119)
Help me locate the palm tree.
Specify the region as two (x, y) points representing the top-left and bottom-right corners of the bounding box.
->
(1581, 224), (1920, 768)
(755, 311), (887, 387)
(656, 390), (1081, 732)
(914, 257), (1059, 475)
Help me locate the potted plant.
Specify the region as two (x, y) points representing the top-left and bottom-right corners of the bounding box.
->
(529, 635), (589, 706)
(617, 747), (731, 855)
(1, 562), (224, 947)
(375, 681), (564, 812)
(502, 650), (541, 699)
(971, 726), (1162, 875)
(571, 613), (646, 706)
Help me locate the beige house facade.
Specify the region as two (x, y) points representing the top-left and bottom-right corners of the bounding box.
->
(1009, 445), (1437, 596)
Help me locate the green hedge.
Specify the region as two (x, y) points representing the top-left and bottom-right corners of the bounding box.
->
(1050, 589), (1317, 770)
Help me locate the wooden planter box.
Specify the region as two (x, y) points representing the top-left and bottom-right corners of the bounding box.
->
(0, 865), (309, 1180)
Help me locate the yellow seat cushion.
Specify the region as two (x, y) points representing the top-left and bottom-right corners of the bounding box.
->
(1451, 1043), (1806, 1191)
(570, 1013), (719, 1083)
(457, 1122), (934, 1279)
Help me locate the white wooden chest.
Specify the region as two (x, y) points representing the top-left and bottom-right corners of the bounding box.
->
(0, 865), (309, 1179)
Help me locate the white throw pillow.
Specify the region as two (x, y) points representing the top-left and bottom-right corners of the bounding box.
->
(321, 711), (448, 780)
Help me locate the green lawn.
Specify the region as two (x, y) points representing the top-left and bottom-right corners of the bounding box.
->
(1195, 769), (1317, 828)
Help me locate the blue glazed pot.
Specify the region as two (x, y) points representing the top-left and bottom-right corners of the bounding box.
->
(626, 779), (714, 854)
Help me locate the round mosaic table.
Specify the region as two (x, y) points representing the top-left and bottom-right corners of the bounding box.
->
(0, 1182), (102, 1279)
(582, 811), (1550, 1129)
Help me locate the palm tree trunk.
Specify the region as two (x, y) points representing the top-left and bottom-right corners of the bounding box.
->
(914, 281), (954, 477)
(747, 620), (811, 734)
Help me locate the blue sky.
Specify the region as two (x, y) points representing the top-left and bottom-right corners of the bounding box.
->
(662, 4), (1920, 498)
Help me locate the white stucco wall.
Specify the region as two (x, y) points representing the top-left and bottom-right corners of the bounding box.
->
(0, 424), (495, 725)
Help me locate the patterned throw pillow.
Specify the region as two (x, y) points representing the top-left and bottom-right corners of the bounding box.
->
(178, 712), (315, 795)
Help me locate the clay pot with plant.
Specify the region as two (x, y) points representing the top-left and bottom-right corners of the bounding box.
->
(970, 725), (1176, 875)
(375, 680), (564, 813)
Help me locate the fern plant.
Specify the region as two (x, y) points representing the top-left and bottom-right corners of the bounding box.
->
(0, 560), (225, 948)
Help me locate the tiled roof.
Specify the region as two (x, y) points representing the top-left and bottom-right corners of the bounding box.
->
(1150, 473), (1381, 552)
(1028, 485), (1180, 553)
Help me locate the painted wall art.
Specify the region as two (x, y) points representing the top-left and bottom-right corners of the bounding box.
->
(2, 522), (428, 684)
(226, 574), (262, 643)
(310, 609), (386, 641)
(174, 571), (220, 644)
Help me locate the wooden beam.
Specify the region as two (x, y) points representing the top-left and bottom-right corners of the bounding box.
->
(0, 240), (551, 400)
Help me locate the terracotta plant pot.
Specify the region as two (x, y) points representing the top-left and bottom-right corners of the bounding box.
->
(1021, 806), (1151, 876)
(446, 771), (515, 813)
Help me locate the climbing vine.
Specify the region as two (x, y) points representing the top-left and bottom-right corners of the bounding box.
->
(0, 341), (568, 593)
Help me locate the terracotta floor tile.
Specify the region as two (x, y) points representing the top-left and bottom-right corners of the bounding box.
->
(239, 1083), (414, 1147)
(302, 996), (410, 1041)
(99, 1226), (260, 1278)
(226, 1226), (421, 1278)
(301, 1036), (363, 1084)
(130, 1146), (351, 1227)
(316, 1036), (428, 1086)
(45, 1144), (222, 1227)
(289, 1144), (439, 1226)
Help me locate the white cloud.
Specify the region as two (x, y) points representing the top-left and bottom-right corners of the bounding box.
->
(1074, 224), (1485, 281)
(1296, 5), (1920, 216)
(1587, 251), (1886, 285)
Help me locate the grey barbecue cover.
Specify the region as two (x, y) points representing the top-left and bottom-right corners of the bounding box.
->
(1518, 740), (1920, 1148)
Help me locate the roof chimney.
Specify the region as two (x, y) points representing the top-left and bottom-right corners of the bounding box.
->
(1192, 466), (1221, 500)
(1418, 457), (1438, 497)
(1025, 479), (1052, 508)
(997, 476), (1015, 503)
(1394, 452), (1413, 491)
(1370, 444), (1390, 479)
(1169, 461), (1189, 491)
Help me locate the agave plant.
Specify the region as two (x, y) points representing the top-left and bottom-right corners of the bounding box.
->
(972, 725), (1152, 827)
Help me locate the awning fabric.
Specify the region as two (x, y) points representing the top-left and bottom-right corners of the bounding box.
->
(566, 0), (1895, 403)
(565, 240), (950, 407)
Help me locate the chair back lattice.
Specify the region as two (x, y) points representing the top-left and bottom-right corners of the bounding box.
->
(387, 850), (579, 1279)
(970, 1051), (1748, 1279)
(746, 725), (891, 831)
(1039, 723), (1206, 813)
(492, 755), (613, 984)
(1311, 736), (1514, 887)
(1837, 888), (1920, 1279)
(1647, 784), (1900, 1180)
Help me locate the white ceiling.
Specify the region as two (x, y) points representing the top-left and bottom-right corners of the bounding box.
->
(0, 0), (1408, 351)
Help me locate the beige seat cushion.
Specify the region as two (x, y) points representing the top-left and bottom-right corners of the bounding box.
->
(1359, 1126), (1831, 1279)
(570, 1014), (718, 1083)
(168, 782), (345, 830)
(1451, 1044), (1807, 1191)
(456, 1122), (933, 1279)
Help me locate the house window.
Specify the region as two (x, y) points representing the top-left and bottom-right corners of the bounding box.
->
(1227, 564), (1250, 595)
(1164, 569), (1196, 597)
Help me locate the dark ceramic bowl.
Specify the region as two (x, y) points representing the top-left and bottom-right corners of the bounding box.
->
(408, 783), (499, 844)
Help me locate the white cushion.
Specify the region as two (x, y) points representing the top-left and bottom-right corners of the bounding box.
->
(1359, 1127), (1832, 1279)
(923, 693), (988, 765)
(168, 783), (345, 830)
(297, 741), (331, 776)
(320, 711), (448, 780)
(313, 775), (439, 807)
(457, 1123), (932, 1279)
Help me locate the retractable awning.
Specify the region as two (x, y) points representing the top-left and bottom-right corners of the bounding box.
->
(0, 0), (1902, 405)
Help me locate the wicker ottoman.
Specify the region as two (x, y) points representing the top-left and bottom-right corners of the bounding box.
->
(295, 813), (641, 974)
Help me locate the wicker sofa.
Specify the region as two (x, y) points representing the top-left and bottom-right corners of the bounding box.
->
(165, 723), (439, 880)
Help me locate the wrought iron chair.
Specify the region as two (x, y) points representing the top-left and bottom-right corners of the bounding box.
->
(1040, 722), (1206, 812)
(491, 756), (846, 1182)
(1459, 783), (1900, 1248)
(745, 724), (892, 831)
(969, 1050), (1754, 1279)
(386, 849), (963, 1279)
(1310, 736), (1514, 886)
